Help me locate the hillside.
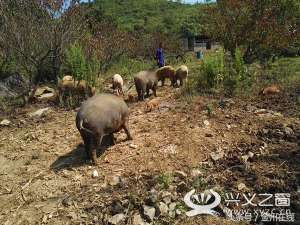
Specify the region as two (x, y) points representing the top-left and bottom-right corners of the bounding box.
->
(84, 0), (209, 36)
(1, 77), (299, 224)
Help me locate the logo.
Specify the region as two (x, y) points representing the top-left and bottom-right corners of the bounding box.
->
(183, 189), (221, 217)
(183, 190), (295, 222)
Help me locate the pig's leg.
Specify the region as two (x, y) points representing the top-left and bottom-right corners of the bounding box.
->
(122, 121), (133, 140)
(90, 135), (102, 165)
(141, 86), (146, 101)
(152, 85), (157, 97)
(137, 87), (143, 101)
(81, 133), (91, 159)
(109, 133), (116, 145)
(170, 77), (174, 87)
(161, 77), (165, 86)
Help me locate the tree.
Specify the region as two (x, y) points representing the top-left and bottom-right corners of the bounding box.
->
(0, 0), (86, 84)
(208, 0), (300, 62)
(85, 21), (136, 72)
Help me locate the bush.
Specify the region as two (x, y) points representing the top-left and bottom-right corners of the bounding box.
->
(194, 50), (225, 92)
(188, 48), (254, 97)
(105, 56), (155, 80)
(59, 43), (100, 108)
(63, 42), (99, 86)
(157, 173), (173, 189)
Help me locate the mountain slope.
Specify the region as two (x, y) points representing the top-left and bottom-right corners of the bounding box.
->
(85, 0), (209, 35)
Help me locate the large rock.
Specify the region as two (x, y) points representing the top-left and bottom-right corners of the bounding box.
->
(174, 170), (187, 179)
(107, 175), (122, 186)
(132, 214), (149, 225)
(161, 191), (172, 205)
(158, 202), (168, 216)
(0, 73), (29, 98)
(33, 86), (56, 102)
(92, 170), (99, 178)
(191, 169), (202, 177)
(108, 213), (125, 225)
(34, 86), (55, 97)
(142, 205), (155, 221)
(168, 202), (177, 218)
(29, 108), (50, 118)
(210, 150), (225, 162)
(0, 119), (11, 126)
(284, 126), (294, 136)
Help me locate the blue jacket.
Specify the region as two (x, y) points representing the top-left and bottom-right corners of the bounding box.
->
(156, 48), (165, 67)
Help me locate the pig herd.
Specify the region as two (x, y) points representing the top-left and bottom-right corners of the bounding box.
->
(74, 65), (188, 164)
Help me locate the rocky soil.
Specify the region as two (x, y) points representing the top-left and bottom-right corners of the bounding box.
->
(0, 85), (299, 225)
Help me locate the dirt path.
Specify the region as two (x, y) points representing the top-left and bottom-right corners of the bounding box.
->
(0, 86), (299, 225)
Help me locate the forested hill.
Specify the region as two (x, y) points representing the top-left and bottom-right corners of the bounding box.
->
(83, 0), (212, 36)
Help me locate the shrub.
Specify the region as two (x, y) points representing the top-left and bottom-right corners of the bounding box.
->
(188, 48), (254, 97)
(64, 43), (88, 81)
(194, 49), (225, 92)
(105, 56), (155, 80)
(225, 48), (254, 96)
(60, 43), (100, 108)
(157, 173), (173, 189)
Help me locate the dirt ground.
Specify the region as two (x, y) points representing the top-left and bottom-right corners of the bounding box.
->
(0, 84), (299, 225)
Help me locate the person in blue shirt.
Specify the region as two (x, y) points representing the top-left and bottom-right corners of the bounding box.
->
(156, 42), (165, 68)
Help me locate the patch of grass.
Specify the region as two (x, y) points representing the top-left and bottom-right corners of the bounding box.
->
(266, 57), (300, 87)
(58, 91), (88, 109)
(179, 50), (300, 99)
(175, 202), (188, 213)
(177, 82), (196, 103)
(192, 176), (208, 189)
(205, 103), (215, 118)
(0, 97), (8, 114)
(157, 173), (173, 190)
(103, 56), (156, 81)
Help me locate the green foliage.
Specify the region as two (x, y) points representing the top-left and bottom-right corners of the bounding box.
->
(195, 50), (225, 91)
(105, 56), (155, 80)
(222, 48), (248, 96)
(205, 103), (214, 117)
(63, 42), (99, 86)
(0, 57), (17, 79)
(178, 78), (197, 102)
(263, 57), (300, 88)
(208, 0), (300, 62)
(59, 43), (99, 108)
(157, 173), (173, 189)
(58, 92), (79, 109)
(86, 55), (98, 86)
(64, 43), (87, 81)
(89, 0), (209, 36)
(185, 48), (255, 96)
(192, 176), (208, 189)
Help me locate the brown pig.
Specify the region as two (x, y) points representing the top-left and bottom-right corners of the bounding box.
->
(155, 66), (176, 86)
(134, 71), (158, 101)
(175, 65), (189, 86)
(260, 85), (281, 95)
(58, 76), (96, 97)
(145, 98), (160, 112)
(112, 74), (124, 96)
(76, 94), (132, 164)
